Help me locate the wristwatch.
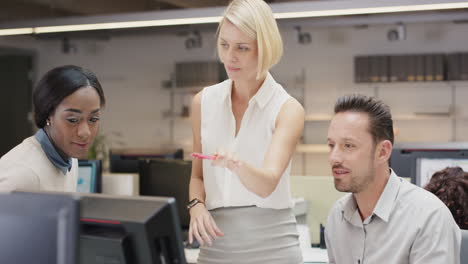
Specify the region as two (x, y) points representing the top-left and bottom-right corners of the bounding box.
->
(187, 198), (204, 210)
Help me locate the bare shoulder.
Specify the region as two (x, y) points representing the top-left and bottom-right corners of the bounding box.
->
(192, 91), (203, 107)
(278, 97), (305, 121)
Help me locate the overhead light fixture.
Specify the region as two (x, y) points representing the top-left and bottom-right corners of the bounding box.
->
(273, 2), (468, 19)
(0, 1), (467, 36)
(34, 17), (221, 34)
(0, 28), (34, 36)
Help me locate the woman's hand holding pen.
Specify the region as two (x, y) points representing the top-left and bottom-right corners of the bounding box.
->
(211, 149), (241, 172)
(188, 202), (224, 247)
(191, 149), (242, 172)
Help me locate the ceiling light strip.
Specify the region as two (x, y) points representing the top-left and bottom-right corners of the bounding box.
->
(34, 16), (222, 34)
(274, 2), (468, 19)
(0, 28), (34, 36)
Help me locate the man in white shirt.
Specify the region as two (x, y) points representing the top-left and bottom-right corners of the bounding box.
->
(325, 94), (461, 264)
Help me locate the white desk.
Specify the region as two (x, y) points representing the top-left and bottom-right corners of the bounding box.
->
(101, 172), (139, 196)
(184, 247), (329, 263)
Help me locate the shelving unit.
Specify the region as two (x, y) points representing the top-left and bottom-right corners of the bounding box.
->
(163, 73), (201, 149)
(162, 61), (225, 159)
(296, 65), (468, 175)
(163, 60), (225, 119)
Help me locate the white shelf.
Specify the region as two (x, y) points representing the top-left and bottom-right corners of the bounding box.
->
(305, 113), (453, 122)
(393, 114), (451, 121)
(304, 114), (332, 121)
(355, 81), (456, 89)
(166, 86), (202, 94)
(296, 144), (329, 153)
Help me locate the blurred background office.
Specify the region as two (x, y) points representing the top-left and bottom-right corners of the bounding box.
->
(1, 0), (468, 247)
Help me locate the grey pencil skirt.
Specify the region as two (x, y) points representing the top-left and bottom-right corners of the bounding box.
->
(197, 206), (303, 264)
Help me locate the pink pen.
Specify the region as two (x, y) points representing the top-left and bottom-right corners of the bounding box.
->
(191, 152), (218, 160)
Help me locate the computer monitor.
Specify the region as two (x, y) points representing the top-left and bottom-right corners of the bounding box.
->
(390, 142), (468, 185)
(416, 157), (468, 187)
(0, 191), (79, 264)
(109, 149), (184, 173)
(138, 158), (192, 230)
(77, 160), (102, 193)
(78, 193), (187, 264)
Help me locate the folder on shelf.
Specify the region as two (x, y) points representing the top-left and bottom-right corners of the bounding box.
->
(370, 56), (380, 82)
(461, 53), (468, 80)
(354, 56), (363, 83)
(424, 54), (434, 81)
(406, 55), (416, 82)
(434, 54), (444, 81)
(447, 53), (460, 81)
(415, 55), (425, 81)
(378, 56), (389, 82)
(389, 55), (399, 82)
(362, 56), (371, 83)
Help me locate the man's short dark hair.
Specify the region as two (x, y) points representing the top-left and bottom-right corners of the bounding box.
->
(334, 94), (394, 145)
(33, 65), (105, 128)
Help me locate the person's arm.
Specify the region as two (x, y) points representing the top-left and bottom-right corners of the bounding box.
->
(188, 92), (206, 207)
(0, 165), (40, 192)
(213, 98), (304, 198)
(409, 206), (461, 264)
(188, 92), (224, 247)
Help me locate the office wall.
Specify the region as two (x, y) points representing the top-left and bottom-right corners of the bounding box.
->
(1, 20), (467, 244)
(1, 21), (468, 174)
(0, 32), (218, 150)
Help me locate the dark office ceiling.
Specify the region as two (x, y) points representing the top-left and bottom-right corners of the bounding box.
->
(0, 0), (322, 23)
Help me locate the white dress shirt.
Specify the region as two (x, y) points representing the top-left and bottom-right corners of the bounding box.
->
(325, 170), (461, 264)
(200, 72), (294, 210)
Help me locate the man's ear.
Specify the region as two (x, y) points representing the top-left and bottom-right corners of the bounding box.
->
(376, 140), (392, 164)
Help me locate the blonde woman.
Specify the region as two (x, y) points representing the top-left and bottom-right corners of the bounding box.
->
(188, 0), (304, 263)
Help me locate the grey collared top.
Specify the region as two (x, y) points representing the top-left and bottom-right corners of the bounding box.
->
(34, 129), (72, 175)
(325, 170), (461, 264)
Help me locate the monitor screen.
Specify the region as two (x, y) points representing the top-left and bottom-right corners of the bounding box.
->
(78, 193), (187, 264)
(390, 142), (468, 185)
(417, 158), (468, 187)
(77, 160), (102, 193)
(109, 149), (184, 173)
(0, 191), (79, 264)
(138, 159), (191, 230)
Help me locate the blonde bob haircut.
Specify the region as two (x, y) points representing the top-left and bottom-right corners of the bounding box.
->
(217, 0), (283, 80)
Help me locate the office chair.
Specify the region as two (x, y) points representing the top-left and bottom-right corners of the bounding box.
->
(462, 229), (468, 264)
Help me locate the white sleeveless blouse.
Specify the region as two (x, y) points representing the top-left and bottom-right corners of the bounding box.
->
(200, 72), (294, 210)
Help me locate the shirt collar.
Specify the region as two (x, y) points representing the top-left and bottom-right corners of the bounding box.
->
(341, 169), (402, 225)
(341, 194), (362, 227)
(222, 72), (277, 109)
(372, 169), (401, 222)
(34, 129), (72, 175)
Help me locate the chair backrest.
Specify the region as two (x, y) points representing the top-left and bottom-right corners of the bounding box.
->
(462, 229), (468, 264)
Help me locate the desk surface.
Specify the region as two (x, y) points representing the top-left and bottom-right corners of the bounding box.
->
(184, 247), (329, 263)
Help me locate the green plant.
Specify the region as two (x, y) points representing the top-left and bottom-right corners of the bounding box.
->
(87, 133), (107, 161)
